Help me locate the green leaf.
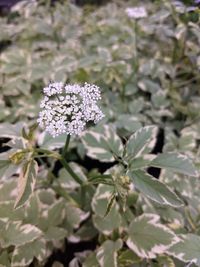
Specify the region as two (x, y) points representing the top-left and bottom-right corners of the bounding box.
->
(44, 226), (68, 241)
(81, 125), (123, 162)
(93, 206), (121, 235)
(129, 156), (152, 170)
(83, 252), (99, 267)
(130, 170), (183, 207)
(39, 133), (67, 149)
(151, 153), (198, 177)
(0, 220), (42, 248)
(167, 234), (200, 265)
(92, 185), (121, 234)
(118, 250), (141, 266)
(0, 251), (10, 267)
(104, 192), (116, 217)
(0, 153), (20, 180)
(96, 240), (122, 267)
(11, 238), (46, 267)
(92, 184), (114, 217)
(14, 159), (38, 209)
(125, 126), (157, 159)
(64, 204), (89, 229)
(127, 214), (178, 259)
(0, 201), (24, 221)
(0, 122), (24, 138)
(0, 180), (17, 202)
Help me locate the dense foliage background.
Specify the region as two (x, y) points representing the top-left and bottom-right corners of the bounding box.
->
(0, 0), (200, 266)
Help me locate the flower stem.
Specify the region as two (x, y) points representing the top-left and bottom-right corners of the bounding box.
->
(60, 135), (83, 185)
(62, 135), (70, 158)
(59, 157), (83, 185)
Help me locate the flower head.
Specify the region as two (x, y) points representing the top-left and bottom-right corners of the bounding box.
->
(125, 6), (147, 19)
(38, 82), (104, 137)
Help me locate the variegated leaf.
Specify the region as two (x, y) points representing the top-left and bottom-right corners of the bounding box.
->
(130, 170), (183, 207)
(151, 153), (198, 177)
(92, 185), (121, 235)
(125, 126), (157, 160)
(14, 159), (38, 209)
(11, 238), (46, 267)
(167, 234), (200, 265)
(81, 125), (123, 162)
(0, 220), (42, 248)
(96, 240), (122, 267)
(127, 214), (179, 259)
(0, 122), (24, 138)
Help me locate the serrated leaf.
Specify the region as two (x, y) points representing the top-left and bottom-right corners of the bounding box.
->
(14, 159), (38, 209)
(11, 238), (46, 267)
(96, 240), (122, 267)
(0, 220), (42, 248)
(127, 214), (179, 259)
(130, 170), (183, 207)
(167, 234), (200, 265)
(151, 153), (198, 177)
(81, 125), (123, 162)
(92, 184), (114, 217)
(93, 205), (121, 235)
(125, 126), (157, 160)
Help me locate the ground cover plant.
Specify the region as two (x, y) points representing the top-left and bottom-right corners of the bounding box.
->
(0, 0), (200, 266)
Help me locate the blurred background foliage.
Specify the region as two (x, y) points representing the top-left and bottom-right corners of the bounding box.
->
(0, 0), (200, 266)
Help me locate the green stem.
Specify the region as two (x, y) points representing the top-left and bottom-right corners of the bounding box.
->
(59, 157), (83, 185)
(52, 184), (79, 207)
(62, 135), (70, 158)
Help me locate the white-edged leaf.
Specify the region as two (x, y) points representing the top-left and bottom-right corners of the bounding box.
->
(151, 153), (198, 177)
(0, 220), (42, 248)
(125, 126), (157, 159)
(11, 238), (46, 267)
(81, 125), (123, 162)
(92, 185), (121, 235)
(14, 159), (38, 209)
(0, 122), (24, 138)
(38, 132), (66, 149)
(167, 234), (200, 265)
(93, 205), (121, 235)
(130, 170), (183, 207)
(127, 214), (179, 259)
(96, 239), (122, 267)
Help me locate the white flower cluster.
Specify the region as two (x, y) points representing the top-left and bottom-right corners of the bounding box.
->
(38, 82), (104, 137)
(125, 7), (147, 19)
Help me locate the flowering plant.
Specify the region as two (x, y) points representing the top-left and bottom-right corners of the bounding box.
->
(38, 82), (104, 137)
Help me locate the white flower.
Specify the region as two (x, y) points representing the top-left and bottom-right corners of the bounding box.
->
(38, 82), (104, 137)
(125, 7), (147, 19)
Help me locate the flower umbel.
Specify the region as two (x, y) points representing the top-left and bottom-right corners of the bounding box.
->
(125, 6), (147, 19)
(38, 82), (104, 137)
